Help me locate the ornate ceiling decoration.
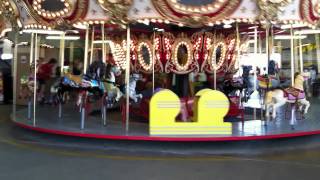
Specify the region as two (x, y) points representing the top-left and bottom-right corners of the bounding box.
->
(151, 0), (241, 27)
(314, 1), (320, 15)
(97, 0), (133, 25)
(32, 0), (72, 20)
(22, 0), (88, 29)
(256, 0), (291, 23)
(300, 0), (320, 24)
(0, 0), (20, 29)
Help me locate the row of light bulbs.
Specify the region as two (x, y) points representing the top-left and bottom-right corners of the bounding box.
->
(194, 37), (202, 61)
(170, 0), (225, 13)
(173, 41), (192, 71)
(24, 24), (52, 30)
(0, 1), (14, 15)
(137, 42), (153, 71)
(32, 0), (70, 19)
(134, 17), (317, 30)
(164, 37), (172, 60)
(211, 42), (226, 70)
(113, 43), (126, 70)
(154, 37), (161, 61)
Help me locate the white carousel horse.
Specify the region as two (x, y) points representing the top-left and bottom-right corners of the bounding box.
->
(104, 66), (123, 102)
(103, 66), (142, 103)
(265, 72), (310, 121)
(128, 73), (143, 102)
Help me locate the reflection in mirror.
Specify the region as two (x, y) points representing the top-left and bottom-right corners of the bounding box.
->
(211, 42), (226, 70)
(215, 45), (222, 65)
(178, 0), (214, 6)
(141, 45), (150, 66)
(177, 44), (188, 66)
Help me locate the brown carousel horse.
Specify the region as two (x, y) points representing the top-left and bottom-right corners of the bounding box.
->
(265, 72), (310, 121)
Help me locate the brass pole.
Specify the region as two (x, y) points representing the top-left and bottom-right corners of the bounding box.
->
(299, 32), (303, 73)
(213, 31), (216, 90)
(59, 33), (65, 75)
(290, 25), (295, 86)
(236, 22), (240, 76)
(29, 33), (34, 65)
(90, 26), (95, 64)
(152, 30), (156, 93)
(125, 25), (131, 132)
(266, 24), (270, 74)
(33, 33), (38, 126)
(83, 26), (89, 74)
(12, 32), (19, 120)
(102, 23), (106, 63)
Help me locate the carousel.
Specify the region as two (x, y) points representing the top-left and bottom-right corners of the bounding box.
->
(2, 0), (320, 141)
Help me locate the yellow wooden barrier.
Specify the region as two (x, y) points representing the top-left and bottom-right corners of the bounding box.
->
(150, 89), (231, 135)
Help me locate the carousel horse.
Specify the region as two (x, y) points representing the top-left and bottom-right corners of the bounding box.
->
(19, 75), (36, 100)
(265, 72), (310, 121)
(52, 60), (106, 104)
(222, 76), (246, 97)
(52, 73), (104, 105)
(103, 65), (122, 103)
(241, 65), (255, 102)
(127, 73), (143, 102)
(257, 61), (282, 105)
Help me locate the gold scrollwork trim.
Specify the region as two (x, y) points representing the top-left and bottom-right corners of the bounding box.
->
(31, 0), (72, 20)
(151, 0), (241, 27)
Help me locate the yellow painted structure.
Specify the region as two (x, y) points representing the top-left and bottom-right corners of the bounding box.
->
(150, 89), (231, 135)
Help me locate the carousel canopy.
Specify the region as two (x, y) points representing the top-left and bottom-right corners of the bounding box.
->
(1, 0), (320, 75)
(0, 0), (319, 32)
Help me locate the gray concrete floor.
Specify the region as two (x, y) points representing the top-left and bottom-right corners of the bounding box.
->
(1, 105), (320, 180)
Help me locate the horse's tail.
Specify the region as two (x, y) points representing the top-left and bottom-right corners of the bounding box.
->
(265, 91), (273, 105)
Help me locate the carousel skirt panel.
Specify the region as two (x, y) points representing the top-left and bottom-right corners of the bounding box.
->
(12, 98), (320, 142)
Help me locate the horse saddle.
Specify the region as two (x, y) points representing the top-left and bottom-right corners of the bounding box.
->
(284, 87), (305, 100)
(65, 74), (82, 84)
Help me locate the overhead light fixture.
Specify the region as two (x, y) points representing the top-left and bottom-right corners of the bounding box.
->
(0, 28), (12, 38)
(275, 30), (286, 34)
(16, 42), (29, 46)
(154, 28), (164, 32)
(73, 24), (88, 30)
(1, 53), (13, 60)
(280, 24), (307, 29)
(295, 29), (320, 35)
(223, 24), (232, 29)
(93, 40), (113, 44)
(295, 43), (311, 48)
(248, 26), (258, 29)
(22, 29), (64, 35)
(3, 39), (13, 44)
(246, 31), (263, 34)
(46, 36), (80, 40)
(143, 19), (150, 25)
(65, 30), (79, 34)
(274, 35), (307, 40)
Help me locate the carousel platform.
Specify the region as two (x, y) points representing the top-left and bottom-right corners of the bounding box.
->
(11, 99), (320, 142)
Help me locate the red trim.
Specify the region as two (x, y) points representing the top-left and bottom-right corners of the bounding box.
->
(12, 120), (320, 142)
(300, 0), (319, 23)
